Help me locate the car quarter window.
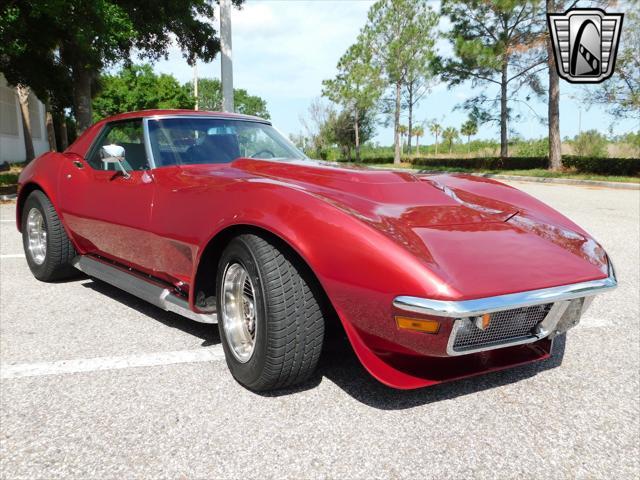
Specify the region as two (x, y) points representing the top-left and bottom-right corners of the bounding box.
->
(147, 117), (305, 167)
(87, 120), (150, 171)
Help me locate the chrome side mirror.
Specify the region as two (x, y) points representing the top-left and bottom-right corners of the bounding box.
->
(100, 144), (130, 178)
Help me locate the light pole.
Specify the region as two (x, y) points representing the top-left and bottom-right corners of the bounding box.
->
(193, 64), (199, 111)
(220, 0), (234, 112)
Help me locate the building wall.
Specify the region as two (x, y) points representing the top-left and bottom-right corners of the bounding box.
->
(0, 73), (50, 163)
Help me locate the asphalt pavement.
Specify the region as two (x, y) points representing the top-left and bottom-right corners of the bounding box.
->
(1, 181), (638, 479)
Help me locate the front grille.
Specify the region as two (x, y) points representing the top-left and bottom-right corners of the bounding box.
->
(451, 303), (553, 353)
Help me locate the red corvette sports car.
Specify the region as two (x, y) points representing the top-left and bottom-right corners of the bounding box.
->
(17, 110), (616, 391)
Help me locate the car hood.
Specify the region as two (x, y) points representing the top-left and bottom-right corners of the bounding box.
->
(231, 158), (609, 296)
(233, 158), (518, 225)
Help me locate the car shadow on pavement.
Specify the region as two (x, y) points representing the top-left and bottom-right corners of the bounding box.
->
(79, 276), (567, 408)
(312, 333), (567, 410)
(80, 278), (220, 347)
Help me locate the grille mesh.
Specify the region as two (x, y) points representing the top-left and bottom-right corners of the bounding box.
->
(452, 304), (553, 353)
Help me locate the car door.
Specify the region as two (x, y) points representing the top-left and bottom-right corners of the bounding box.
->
(58, 119), (157, 275)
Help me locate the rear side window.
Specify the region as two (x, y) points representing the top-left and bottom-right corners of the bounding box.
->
(87, 120), (150, 171)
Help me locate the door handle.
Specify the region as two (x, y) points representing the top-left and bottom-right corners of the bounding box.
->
(73, 161), (84, 169)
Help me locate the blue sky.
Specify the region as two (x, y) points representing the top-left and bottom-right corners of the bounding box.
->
(150, 0), (639, 145)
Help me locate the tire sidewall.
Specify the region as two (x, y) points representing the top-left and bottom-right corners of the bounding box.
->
(216, 237), (269, 388)
(22, 192), (51, 279)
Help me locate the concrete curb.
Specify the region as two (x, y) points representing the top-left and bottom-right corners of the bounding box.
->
(0, 194), (17, 202)
(469, 173), (640, 190)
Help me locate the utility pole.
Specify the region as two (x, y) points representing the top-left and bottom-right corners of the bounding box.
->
(193, 64), (199, 111)
(220, 0), (234, 112)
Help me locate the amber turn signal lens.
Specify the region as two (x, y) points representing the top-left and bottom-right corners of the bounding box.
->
(395, 316), (440, 334)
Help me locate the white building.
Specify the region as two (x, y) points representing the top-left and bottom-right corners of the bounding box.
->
(0, 73), (49, 163)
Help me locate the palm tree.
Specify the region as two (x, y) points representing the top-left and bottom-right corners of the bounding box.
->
(413, 126), (424, 155)
(460, 119), (478, 154)
(398, 124), (408, 154)
(428, 121), (442, 155)
(442, 127), (459, 154)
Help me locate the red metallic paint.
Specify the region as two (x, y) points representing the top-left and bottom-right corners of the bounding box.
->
(17, 110), (609, 389)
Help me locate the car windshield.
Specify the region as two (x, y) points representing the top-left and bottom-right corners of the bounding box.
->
(147, 117), (305, 167)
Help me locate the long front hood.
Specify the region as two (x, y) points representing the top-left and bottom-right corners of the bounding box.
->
(232, 159), (609, 298)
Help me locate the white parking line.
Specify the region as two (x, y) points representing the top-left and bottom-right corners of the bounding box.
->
(1, 347), (225, 379)
(0, 254), (25, 259)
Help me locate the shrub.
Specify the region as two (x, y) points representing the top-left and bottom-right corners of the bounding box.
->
(562, 156), (640, 176)
(572, 130), (608, 157)
(513, 138), (548, 157)
(411, 156), (549, 170)
(336, 155), (639, 176)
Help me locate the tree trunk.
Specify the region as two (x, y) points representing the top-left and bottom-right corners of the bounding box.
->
(393, 81), (402, 164)
(72, 64), (93, 134)
(354, 108), (360, 163)
(467, 136), (471, 153)
(547, 0), (562, 170)
(54, 112), (69, 151)
(16, 85), (35, 163)
(45, 102), (57, 152)
(500, 59), (509, 158)
(416, 136), (420, 155)
(407, 85), (413, 155)
(435, 133), (438, 156)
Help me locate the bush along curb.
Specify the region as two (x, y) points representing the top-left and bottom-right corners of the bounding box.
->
(337, 155), (640, 176)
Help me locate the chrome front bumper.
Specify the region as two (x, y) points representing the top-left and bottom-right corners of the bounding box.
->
(393, 261), (617, 356)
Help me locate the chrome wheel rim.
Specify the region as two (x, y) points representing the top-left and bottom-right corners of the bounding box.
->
(26, 208), (47, 265)
(221, 263), (258, 363)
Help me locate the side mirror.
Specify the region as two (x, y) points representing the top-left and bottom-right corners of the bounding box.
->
(101, 144), (125, 163)
(100, 144), (130, 178)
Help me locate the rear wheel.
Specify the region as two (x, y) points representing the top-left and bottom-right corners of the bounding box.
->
(216, 234), (325, 391)
(21, 190), (76, 281)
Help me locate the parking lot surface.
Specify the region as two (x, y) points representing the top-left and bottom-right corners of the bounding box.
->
(1, 181), (639, 479)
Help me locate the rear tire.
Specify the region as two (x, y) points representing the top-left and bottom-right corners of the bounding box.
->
(21, 190), (77, 281)
(216, 234), (325, 391)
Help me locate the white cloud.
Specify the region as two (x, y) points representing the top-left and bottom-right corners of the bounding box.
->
(143, 0), (636, 144)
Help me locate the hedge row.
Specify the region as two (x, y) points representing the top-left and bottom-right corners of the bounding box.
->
(410, 156), (549, 170)
(562, 156), (640, 176)
(337, 155), (640, 176)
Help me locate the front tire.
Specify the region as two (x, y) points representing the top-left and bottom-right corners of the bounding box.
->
(21, 190), (76, 281)
(216, 234), (325, 391)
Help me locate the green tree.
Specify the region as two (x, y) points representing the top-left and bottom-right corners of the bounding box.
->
(403, 76), (433, 154)
(438, 0), (544, 158)
(413, 125), (424, 155)
(326, 109), (376, 161)
(322, 38), (383, 162)
(299, 98), (336, 159)
(363, 0), (439, 164)
(0, 0), (244, 133)
(398, 124), (408, 154)
(93, 65), (194, 120)
(587, 8), (639, 120)
(428, 120), (442, 155)
(192, 78), (270, 119)
(460, 118), (478, 153)
(573, 130), (608, 158)
(442, 127), (459, 154)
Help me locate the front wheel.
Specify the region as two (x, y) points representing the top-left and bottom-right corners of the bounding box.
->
(216, 234), (325, 391)
(21, 190), (77, 281)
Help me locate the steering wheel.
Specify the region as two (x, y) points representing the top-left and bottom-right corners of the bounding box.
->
(250, 149), (276, 159)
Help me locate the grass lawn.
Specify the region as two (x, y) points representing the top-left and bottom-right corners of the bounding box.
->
(367, 163), (640, 184)
(0, 163), (25, 186)
(0, 172), (20, 186)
